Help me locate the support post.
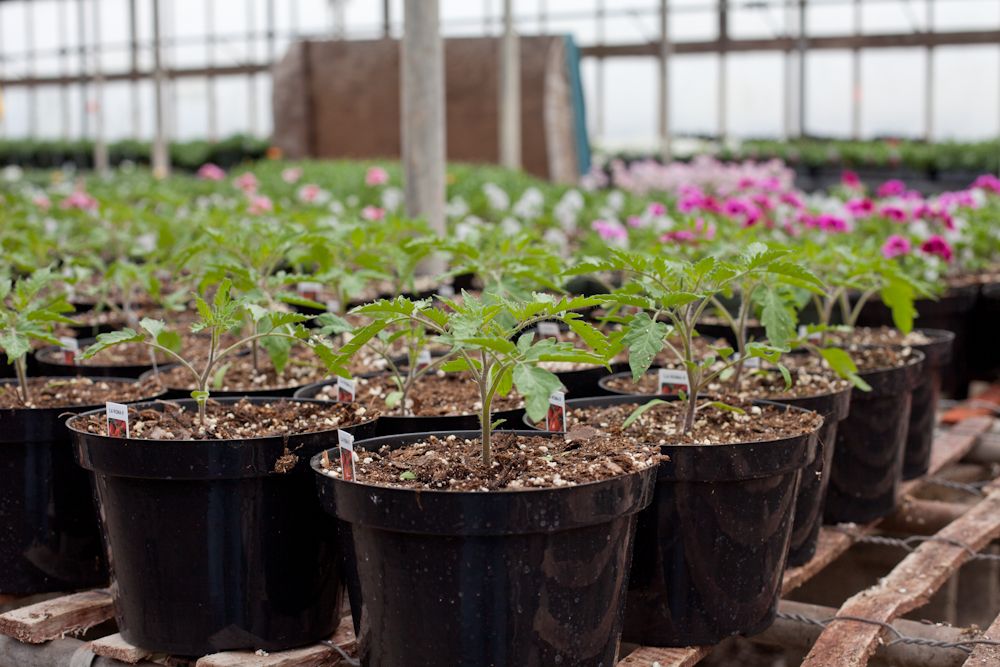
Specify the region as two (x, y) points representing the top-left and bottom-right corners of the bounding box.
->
(206, 0), (217, 142)
(594, 0), (605, 141)
(60, 2), (72, 139)
(78, 0), (89, 140)
(25, 0), (36, 137)
(129, 0), (140, 138)
(925, 0), (935, 142)
(383, 0), (391, 39)
(658, 0), (671, 161)
(797, 0), (807, 138)
(247, 0), (258, 136)
(718, 0), (728, 144)
(92, 0), (109, 174)
(402, 0), (447, 269)
(499, 0), (521, 169)
(151, 0), (170, 178)
(852, 0), (861, 139)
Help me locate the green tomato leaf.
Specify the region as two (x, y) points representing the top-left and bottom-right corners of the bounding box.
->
(622, 312), (669, 381)
(512, 364), (564, 423)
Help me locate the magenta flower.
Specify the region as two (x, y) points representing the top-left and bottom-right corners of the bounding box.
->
(197, 163), (226, 181)
(879, 205), (909, 223)
(627, 216), (645, 228)
(841, 170), (862, 189)
(846, 198), (875, 217)
(33, 195), (51, 211)
(282, 167), (303, 184)
(61, 191), (98, 211)
(877, 179), (906, 198)
(780, 192), (805, 209)
(648, 202), (667, 217)
(247, 195), (273, 215)
(234, 172), (258, 193)
(972, 174), (1000, 194)
(591, 219), (627, 242)
(365, 166), (389, 187)
(298, 184), (323, 203)
(920, 235), (954, 262)
(660, 230), (696, 243)
(881, 235), (911, 259)
(361, 205), (386, 221)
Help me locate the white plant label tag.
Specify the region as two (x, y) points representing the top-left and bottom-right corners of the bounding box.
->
(59, 336), (79, 365)
(537, 321), (561, 339)
(658, 369), (689, 395)
(547, 391), (566, 432)
(106, 402), (129, 439)
(297, 282), (323, 301)
(744, 356), (761, 369)
(338, 429), (356, 481)
(798, 325), (821, 341)
(336, 376), (355, 403)
(417, 349), (432, 369)
(438, 283), (456, 297)
(325, 299), (341, 314)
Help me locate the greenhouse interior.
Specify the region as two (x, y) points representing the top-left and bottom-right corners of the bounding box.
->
(1, 1), (1000, 666)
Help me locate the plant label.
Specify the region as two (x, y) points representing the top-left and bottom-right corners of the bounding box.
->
(338, 429), (356, 481)
(325, 299), (341, 314)
(537, 321), (561, 339)
(59, 336), (79, 365)
(297, 282), (323, 302)
(798, 325), (821, 341)
(417, 349), (432, 369)
(547, 391), (566, 432)
(337, 376), (355, 403)
(744, 356), (761, 370)
(106, 402), (129, 439)
(658, 369), (689, 395)
(438, 283), (456, 298)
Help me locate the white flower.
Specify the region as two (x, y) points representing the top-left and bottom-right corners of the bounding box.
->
(381, 187), (404, 212)
(512, 187), (545, 220)
(446, 196), (469, 219)
(606, 190), (625, 212)
(500, 217), (522, 236)
(482, 183), (510, 211)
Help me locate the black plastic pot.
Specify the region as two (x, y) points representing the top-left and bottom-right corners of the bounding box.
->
(774, 386), (852, 566)
(969, 282), (1000, 384)
(35, 338), (158, 379)
(0, 377), (163, 595)
(824, 350), (925, 524)
(694, 321), (766, 348)
(553, 361), (626, 399)
(529, 395), (819, 646)
(140, 364), (308, 400)
(69, 398), (376, 655)
(312, 429), (656, 667)
(902, 330), (955, 480)
(856, 285), (976, 397)
(294, 378), (528, 435)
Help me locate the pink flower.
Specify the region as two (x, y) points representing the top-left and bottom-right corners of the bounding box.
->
(282, 167), (303, 184)
(234, 172), (258, 193)
(881, 235), (911, 259)
(920, 235), (954, 262)
(33, 195), (51, 211)
(660, 230), (696, 243)
(780, 192), (805, 209)
(972, 174), (1000, 194)
(298, 184), (323, 203)
(247, 195), (273, 215)
(879, 205), (909, 223)
(841, 170), (862, 189)
(695, 217), (716, 240)
(877, 179), (906, 198)
(361, 205), (386, 221)
(61, 191), (98, 211)
(648, 202), (667, 216)
(627, 216), (645, 228)
(591, 219), (627, 242)
(365, 166), (389, 187)
(197, 163), (226, 181)
(846, 198), (875, 217)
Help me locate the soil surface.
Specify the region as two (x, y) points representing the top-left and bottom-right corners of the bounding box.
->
(844, 344), (918, 373)
(73, 398), (375, 440)
(829, 326), (932, 347)
(561, 399), (822, 447)
(707, 354), (850, 400)
(313, 371), (524, 416)
(318, 431), (659, 491)
(0, 376), (162, 409)
(604, 368), (683, 395)
(155, 347), (329, 391)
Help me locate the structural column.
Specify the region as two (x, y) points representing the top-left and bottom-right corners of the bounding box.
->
(594, 0), (605, 141)
(92, 0), (109, 174)
(499, 0), (521, 169)
(151, 0), (170, 177)
(246, 0), (258, 136)
(402, 0), (446, 245)
(658, 0), (672, 161)
(24, 0), (36, 137)
(206, 0), (217, 142)
(925, 0), (935, 141)
(128, 0), (141, 138)
(797, 0), (807, 138)
(851, 0), (861, 139)
(718, 0), (728, 144)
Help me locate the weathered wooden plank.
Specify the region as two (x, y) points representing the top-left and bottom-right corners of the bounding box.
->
(801, 488), (1000, 667)
(0, 589), (113, 644)
(195, 617), (356, 667)
(90, 632), (153, 664)
(617, 646), (710, 667)
(963, 608), (1000, 666)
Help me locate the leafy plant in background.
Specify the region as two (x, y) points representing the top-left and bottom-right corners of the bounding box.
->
(85, 279), (346, 427)
(339, 292), (610, 466)
(0, 268), (76, 403)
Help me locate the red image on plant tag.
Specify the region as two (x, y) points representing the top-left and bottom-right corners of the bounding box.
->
(338, 429), (356, 481)
(658, 369), (688, 395)
(547, 391), (566, 432)
(108, 418), (127, 438)
(337, 376), (355, 403)
(59, 337), (78, 365)
(106, 402), (130, 439)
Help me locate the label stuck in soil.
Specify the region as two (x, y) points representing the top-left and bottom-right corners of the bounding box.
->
(337, 376), (355, 403)
(537, 321), (561, 339)
(297, 282), (323, 301)
(338, 429), (356, 481)
(547, 391), (566, 432)
(744, 355), (761, 369)
(658, 368), (689, 395)
(417, 349), (432, 369)
(325, 299), (341, 314)
(106, 402), (129, 438)
(59, 336), (79, 365)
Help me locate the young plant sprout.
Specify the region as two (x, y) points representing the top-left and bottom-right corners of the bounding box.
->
(579, 244), (822, 434)
(84, 279), (346, 427)
(0, 267), (76, 403)
(339, 292), (611, 467)
(435, 231), (565, 299)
